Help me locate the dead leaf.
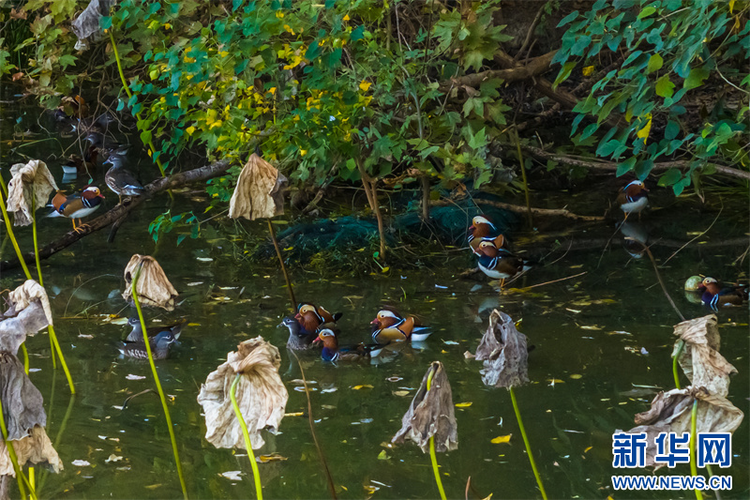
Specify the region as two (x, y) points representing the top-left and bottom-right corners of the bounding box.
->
(352, 385), (374, 390)
(228, 153), (287, 221)
(71, 0), (117, 43)
(197, 336), (288, 450)
(105, 454), (123, 463)
(122, 255), (179, 311)
(392, 361), (458, 454)
(256, 453), (287, 463)
(490, 434), (512, 444)
(471, 309), (529, 389)
(6, 160), (58, 226)
(455, 402), (472, 408)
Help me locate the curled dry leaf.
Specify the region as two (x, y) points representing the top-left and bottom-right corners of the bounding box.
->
(472, 309), (529, 389)
(0, 353), (62, 476)
(1, 280), (53, 355)
(392, 361), (458, 454)
(70, 0), (118, 42)
(621, 386), (744, 469)
(228, 153), (287, 221)
(672, 314), (737, 397)
(197, 336), (288, 450)
(6, 160), (58, 226)
(122, 255), (178, 311)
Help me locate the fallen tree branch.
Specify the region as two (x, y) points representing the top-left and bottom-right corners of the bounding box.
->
(493, 50), (579, 110)
(430, 199), (604, 221)
(1, 159), (233, 271)
(441, 50), (558, 91)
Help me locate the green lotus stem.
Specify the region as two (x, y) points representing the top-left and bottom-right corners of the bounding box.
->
(131, 266), (188, 500)
(0, 396), (37, 500)
(673, 339), (685, 389)
(425, 369), (447, 500)
(21, 343), (29, 373)
(691, 400), (703, 500)
(509, 386), (548, 500)
(0, 189), (33, 279)
(108, 29), (166, 178)
(32, 204), (75, 392)
(230, 373), (263, 500)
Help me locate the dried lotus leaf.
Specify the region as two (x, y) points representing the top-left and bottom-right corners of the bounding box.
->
(122, 255), (178, 311)
(228, 154), (287, 221)
(6, 160), (58, 226)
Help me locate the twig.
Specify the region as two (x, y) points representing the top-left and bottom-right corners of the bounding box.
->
(430, 199), (603, 221)
(517, 271), (587, 290)
(514, 4), (545, 61)
(661, 201), (723, 266)
(267, 219), (296, 313)
(637, 241), (685, 321)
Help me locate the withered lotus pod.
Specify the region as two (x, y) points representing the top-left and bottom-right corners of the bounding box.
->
(228, 153), (287, 221)
(122, 255), (178, 311)
(6, 160), (59, 226)
(392, 361), (458, 453)
(672, 314), (737, 397)
(472, 309), (529, 389)
(1, 280), (53, 355)
(197, 336), (288, 450)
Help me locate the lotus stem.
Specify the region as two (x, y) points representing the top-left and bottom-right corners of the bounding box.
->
(21, 343), (29, 373)
(230, 373), (263, 500)
(673, 339), (686, 389)
(131, 265), (188, 500)
(425, 369), (447, 500)
(267, 219), (296, 313)
(691, 399), (704, 500)
(108, 30), (166, 177)
(0, 189), (33, 279)
(32, 205), (75, 393)
(0, 396), (37, 500)
(509, 386), (548, 500)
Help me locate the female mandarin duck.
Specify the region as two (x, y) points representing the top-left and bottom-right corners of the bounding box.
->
(698, 277), (748, 309)
(50, 185), (105, 231)
(370, 308), (433, 344)
(474, 240), (532, 287)
(468, 215), (508, 254)
(279, 302), (343, 350)
(617, 180), (649, 220)
(279, 316), (317, 350)
(315, 328), (377, 363)
(119, 329), (179, 360)
(126, 317), (185, 343)
(104, 155), (145, 205)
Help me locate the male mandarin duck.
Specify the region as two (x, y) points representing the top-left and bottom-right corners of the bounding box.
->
(370, 308), (433, 344)
(126, 317), (185, 343)
(104, 155), (145, 205)
(617, 180), (649, 220)
(119, 329), (179, 360)
(698, 277), (748, 309)
(468, 215), (509, 254)
(315, 328), (379, 363)
(50, 185), (105, 231)
(295, 302), (342, 334)
(474, 240), (532, 287)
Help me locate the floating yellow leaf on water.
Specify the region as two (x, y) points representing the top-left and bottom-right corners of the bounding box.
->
(547, 378), (565, 385)
(455, 402), (472, 408)
(482, 494), (493, 500)
(364, 485), (378, 494)
(257, 453), (288, 463)
(580, 325), (601, 330)
(377, 449), (390, 460)
(188, 322), (201, 327)
(584, 446), (593, 453)
(582, 65), (595, 76)
(285, 412), (304, 417)
(569, 374), (583, 379)
(393, 390), (410, 397)
(491, 434), (512, 444)
(352, 384), (374, 390)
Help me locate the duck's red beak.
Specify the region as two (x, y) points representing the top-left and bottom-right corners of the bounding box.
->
(294, 313), (302, 320)
(468, 225), (476, 233)
(312, 336), (321, 344)
(370, 318), (379, 325)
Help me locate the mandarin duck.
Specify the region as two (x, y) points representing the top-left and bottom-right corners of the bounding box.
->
(698, 277), (748, 309)
(295, 303), (342, 333)
(126, 317), (185, 343)
(468, 215), (509, 254)
(370, 308), (433, 344)
(104, 155), (145, 205)
(279, 316), (318, 350)
(315, 328), (380, 363)
(617, 180), (649, 220)
(50, 186), (105, 231)
(119, 329), (179, 360)
(474, 240), (532, 287)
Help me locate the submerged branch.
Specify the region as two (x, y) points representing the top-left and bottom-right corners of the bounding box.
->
(430, 199), (604, 221)
(0, 159), (232, 271)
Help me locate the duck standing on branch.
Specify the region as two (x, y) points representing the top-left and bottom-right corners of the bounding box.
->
(617, 180), (649, 221)
(49, 185), (105, 232)
(370, 308), (433, 344)
(698, 277), (748, 309)
(474, 240), (532, 289)
(104, 155), (145, 205)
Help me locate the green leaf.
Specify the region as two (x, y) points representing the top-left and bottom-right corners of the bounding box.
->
(616, 157), (637, 176)
(683, 67), (709, 90)
(638, 6), (656, 19)
(646, 53), (663, 74)
(557, 11), (579, 27)
(665, 121), (680, 140)
(100, 15), (112, 30)
(655, 75), (674, 98)
(657, 168), (682, 187)
(553, 62), (576, 88)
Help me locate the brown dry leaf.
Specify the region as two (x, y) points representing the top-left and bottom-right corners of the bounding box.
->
(256, 453), (288, 463)
(0, 426), (63, 476)
(472, 309), (529, 389)
(392, 361), (458, 454)
(122, 255), (178, 311)
(6, 160), (58, 226)
(622, 387), (744, 469)
(228, 153), (287, 221)
(672, 314), (737, 397)
(71, 0), (117, 42)
(1, 280), (53, 355)
(197, 336), (288, 450)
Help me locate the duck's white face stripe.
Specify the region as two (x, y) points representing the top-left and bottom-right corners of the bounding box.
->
(473, 216), (496, 230)
(378, 310), (399, 320)
(624, 180), (643, 190)
(319, 329), (336, 337)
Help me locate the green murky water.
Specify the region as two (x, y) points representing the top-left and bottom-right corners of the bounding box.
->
(1, 92), (748, 499)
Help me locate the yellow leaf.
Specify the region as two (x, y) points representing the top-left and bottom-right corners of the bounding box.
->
(569, 374), (583, 379)
(455, 402), (472, 408)
(381, 266), (390, 273)
(491, 434), (512, 444)
(300, 149), (307, 156)
(343, 14), (350, 21)
(636, 113), (652, 141)
(285, 412), (304, 417)
(730, 0), (735, 13)
(377, 449), (389, 460)
(186, 126), (196, 135)
(393, 390), (410, 397)
(359, 80), (372, 92)
(582, 65), (595, 76)
(584, 446), (593, 453)
(352, 384), (374, 390)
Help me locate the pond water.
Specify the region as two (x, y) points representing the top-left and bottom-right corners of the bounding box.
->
(1, 94), (748, 499)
